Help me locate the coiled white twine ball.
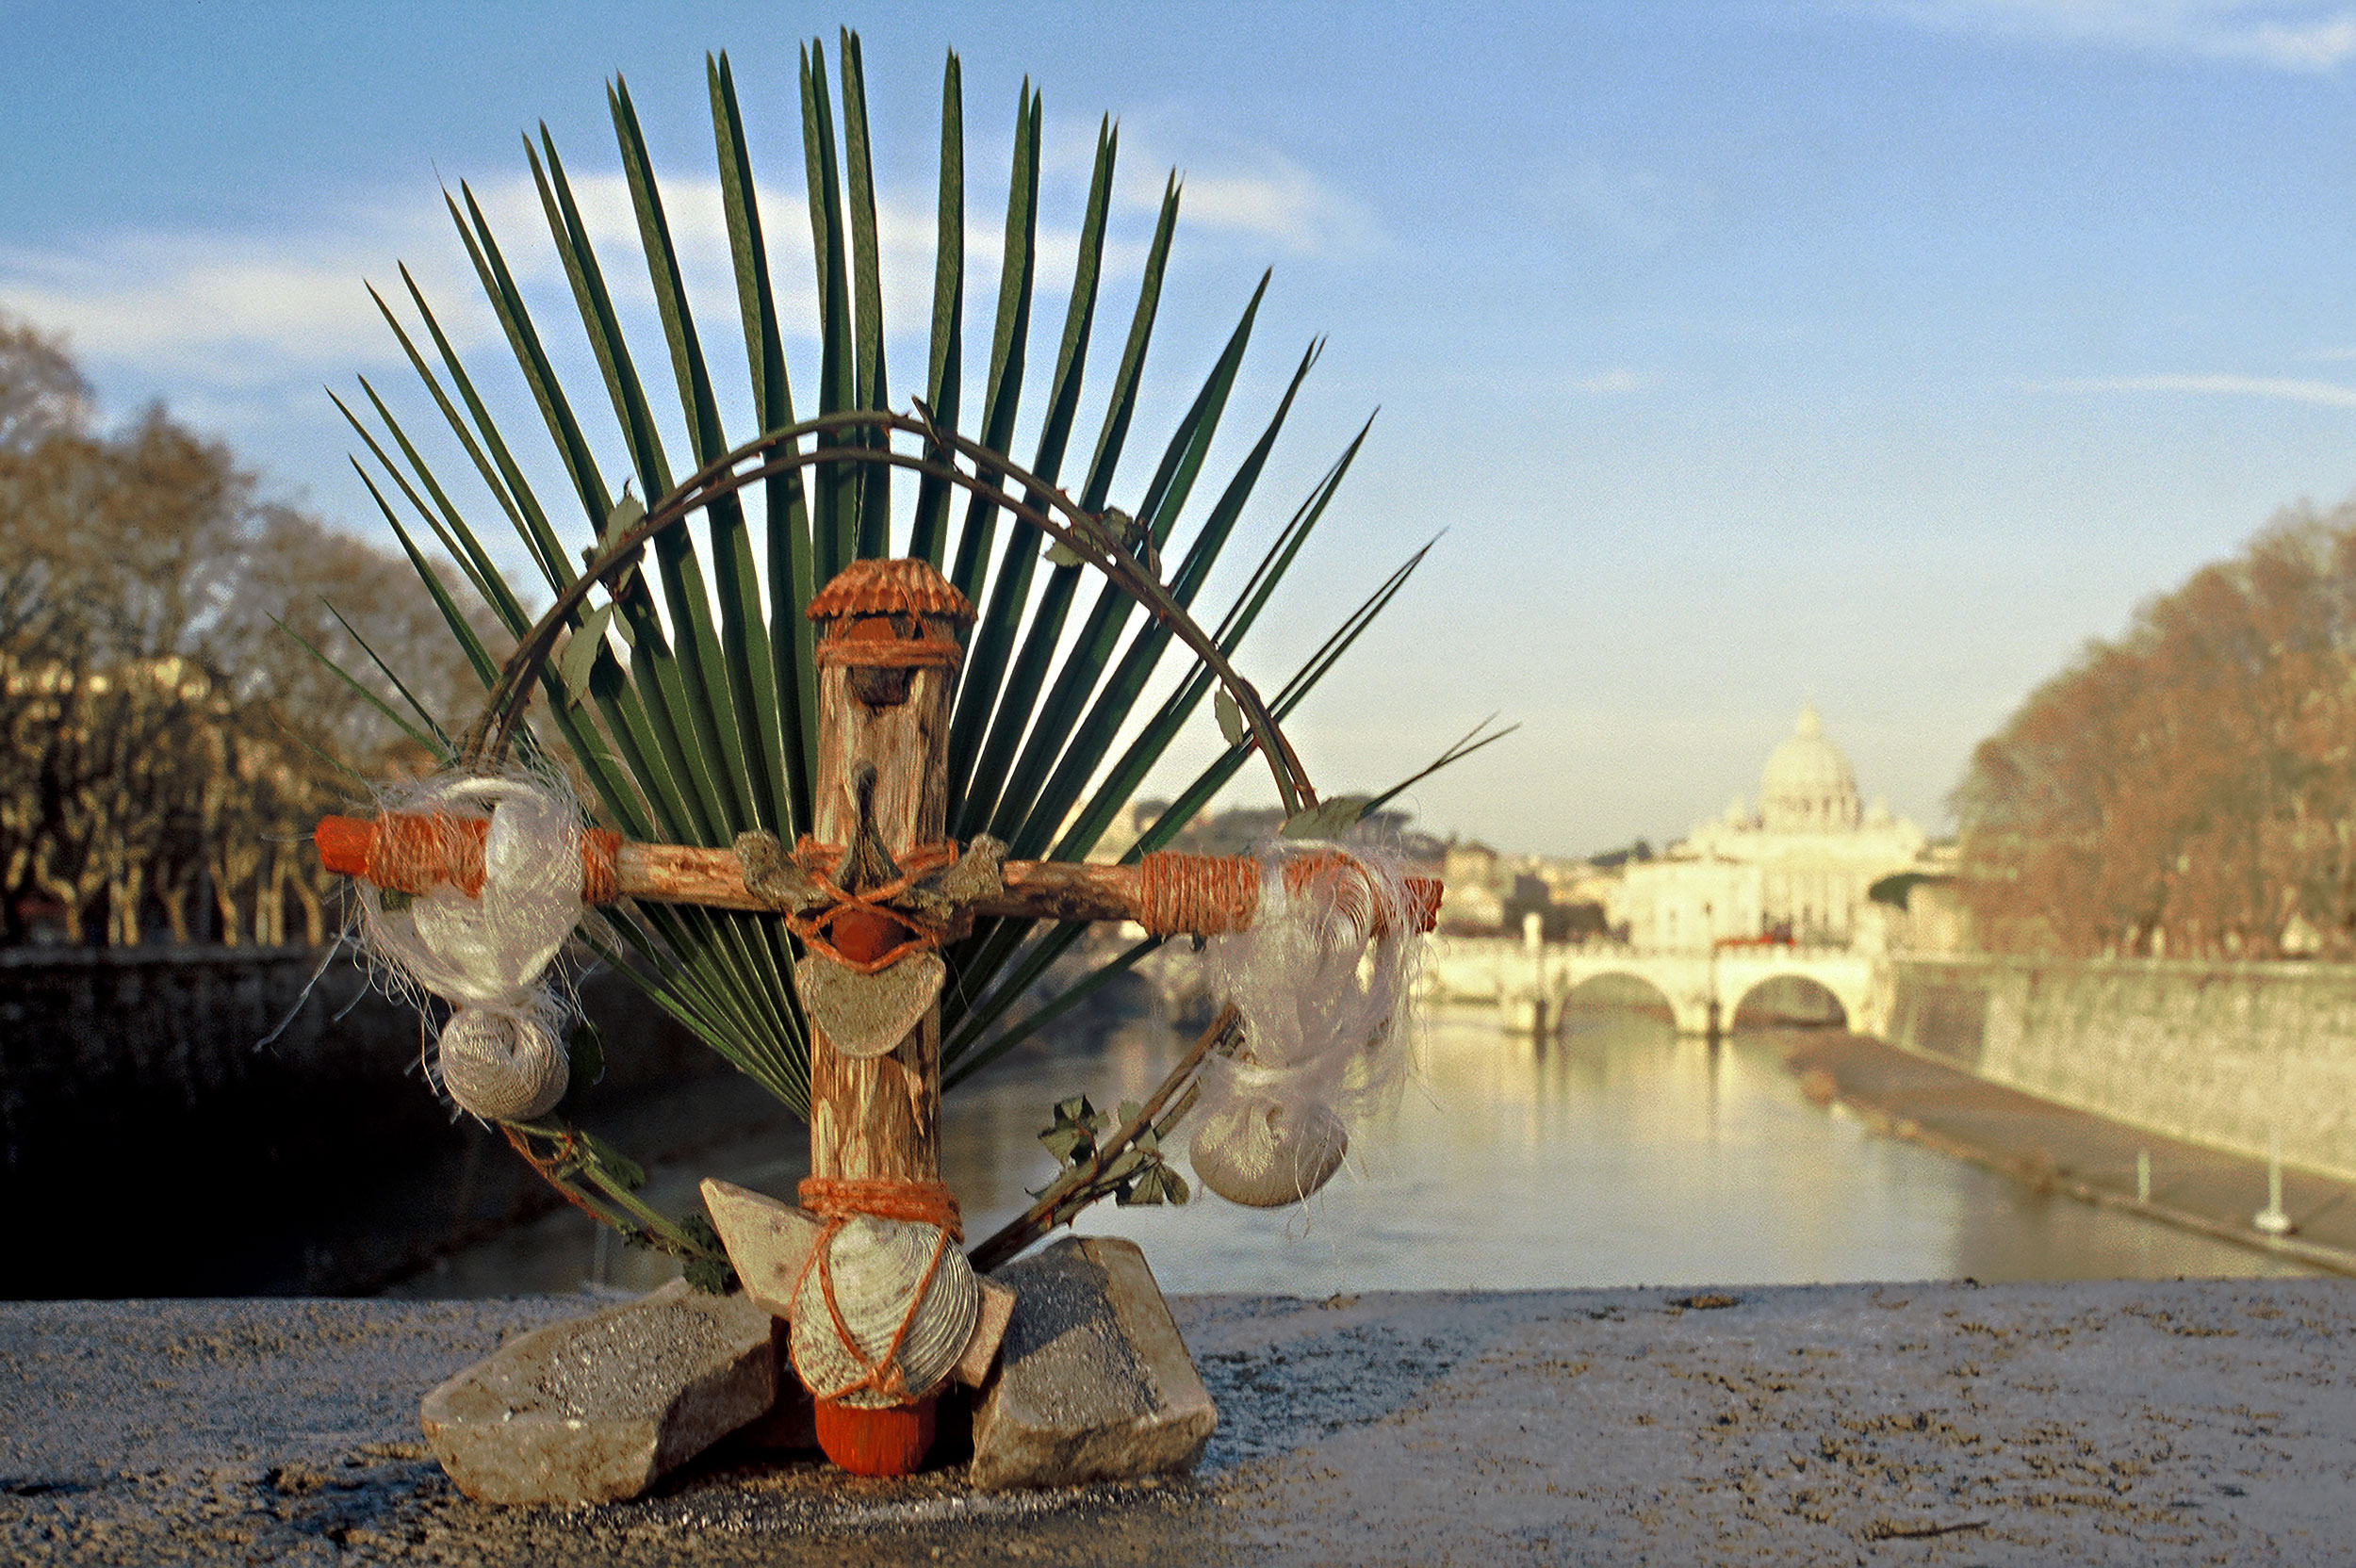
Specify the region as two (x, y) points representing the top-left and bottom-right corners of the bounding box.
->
(1187, 841), (1423, 1208)
(434, 1005), (570, 1123)
(354, 772), (588, 1123)
(1187, 1096), (1350, 1209)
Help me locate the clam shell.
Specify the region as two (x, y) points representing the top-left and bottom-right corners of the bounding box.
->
(791, 1217), (978, 1408)
(437, 1007), (568, 1121)
(1189, 1098), (1349, 1207)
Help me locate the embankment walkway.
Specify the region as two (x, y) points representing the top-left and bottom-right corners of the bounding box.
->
(1784, 1032), (2356, 1278)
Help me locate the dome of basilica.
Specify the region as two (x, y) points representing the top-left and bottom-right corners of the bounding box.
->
(1759, 703), (1860, 832)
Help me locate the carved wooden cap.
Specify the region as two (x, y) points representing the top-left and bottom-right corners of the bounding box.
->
(806, 558), (976, 626)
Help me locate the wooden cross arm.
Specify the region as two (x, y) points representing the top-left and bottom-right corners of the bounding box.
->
(314, 813), (1439, 938)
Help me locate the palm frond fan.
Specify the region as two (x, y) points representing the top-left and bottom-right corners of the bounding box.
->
(312, 33), (1504, 1290)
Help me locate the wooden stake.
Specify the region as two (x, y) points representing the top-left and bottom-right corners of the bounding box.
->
(799, 560), (973, 1476)
(803, 573), (963, 1190)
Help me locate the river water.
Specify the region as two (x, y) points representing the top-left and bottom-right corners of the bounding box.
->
(391, 1006), (2312, 1298)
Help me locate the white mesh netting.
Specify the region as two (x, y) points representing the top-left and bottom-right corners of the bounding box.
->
(1186, 838), (1424, 1206)
(352, 768), (588, 1122)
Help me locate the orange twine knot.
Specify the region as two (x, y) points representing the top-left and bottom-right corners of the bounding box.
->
(785, 835), (959, 973)
(798, 1176), (963, 1240)
(791, 1177), (965, 1406)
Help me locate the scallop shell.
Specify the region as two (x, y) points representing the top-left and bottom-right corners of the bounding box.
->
(790, 1217), (979, 1409)
(1189, 1098), (1349, 1207)
(436, 1006), (568, 1121)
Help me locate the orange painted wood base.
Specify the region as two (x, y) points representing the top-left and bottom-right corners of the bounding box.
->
(813, 1396), (938, 1477)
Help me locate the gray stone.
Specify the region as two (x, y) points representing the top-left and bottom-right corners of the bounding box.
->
(734, 1324), (819, 1451)
(968, 1236), (1215, 1491)
(418, 1278), (774, 1506)
(956, 1276), (1018, 1387)
(701, 1177), (824, 1320)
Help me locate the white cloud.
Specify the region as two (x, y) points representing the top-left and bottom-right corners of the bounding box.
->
(2032, 371), (2356, 405)
(0, 170), (850, 385)
(0, 222), (463, 386)
(1879, 1), (2356, 72)
(1540, 164), (1716, 252)
(1167, 158), (1375, 254)
(1570, 368), (1655, 395)
(0, 145), (1194, 414)
(1035, 119), (1374, 256)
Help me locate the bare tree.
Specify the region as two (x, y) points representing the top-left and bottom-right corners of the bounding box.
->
(1957, 502), (2356, 959)
(0, 315), (90, 454)
(0, 316), (505, 946)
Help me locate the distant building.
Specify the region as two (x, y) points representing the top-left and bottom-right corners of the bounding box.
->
(1437, 841), (1505, 933)
(1618, 705), (1929, 951)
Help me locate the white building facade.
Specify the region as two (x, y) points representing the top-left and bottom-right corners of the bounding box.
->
(1618, 705), (1927, 951)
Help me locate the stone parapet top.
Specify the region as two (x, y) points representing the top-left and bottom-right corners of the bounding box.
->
(2, 1279), (2351, 1564)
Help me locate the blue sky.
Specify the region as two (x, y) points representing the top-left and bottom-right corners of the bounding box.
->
(8, 1), (2356, 854)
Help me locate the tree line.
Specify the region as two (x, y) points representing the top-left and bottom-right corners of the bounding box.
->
(0, 315), (493, 946)
(1955, 498), (2356, 961)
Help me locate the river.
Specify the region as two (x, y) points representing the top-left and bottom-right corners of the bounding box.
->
(388, 1006), (2313, 1298)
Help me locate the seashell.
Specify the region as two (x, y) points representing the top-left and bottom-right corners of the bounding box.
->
(436, 1006), (568, 1121)
(791, 1217), (978, 1409)
(794, 950), (945, 1059)
(1189, 1097), (1349, 1207)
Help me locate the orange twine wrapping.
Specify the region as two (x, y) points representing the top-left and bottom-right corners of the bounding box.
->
(1136, 848), (1444, 940)
(350, 811), (620, 904)
(367, 812), (486, 898)
(791, 1176), (965, 1406)
(578, 828), (622, 905)
(1137, 850), (1260, 936)
(814, 636), (963, 668)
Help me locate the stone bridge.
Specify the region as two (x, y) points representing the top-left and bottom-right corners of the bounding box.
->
(1420, 935), (1885, 1037)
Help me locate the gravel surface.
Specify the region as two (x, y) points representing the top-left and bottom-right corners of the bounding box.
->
(3, 1279), (2350, 1564)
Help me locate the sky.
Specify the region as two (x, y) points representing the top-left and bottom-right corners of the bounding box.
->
(8, 1), (2356, 856)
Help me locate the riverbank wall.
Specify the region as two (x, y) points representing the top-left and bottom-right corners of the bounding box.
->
(1426, 937), (2356, 1188)
(1884, 954), (2356, 1184)
(1, 938), (1157, 1298)
(0, 945), (733, 1298)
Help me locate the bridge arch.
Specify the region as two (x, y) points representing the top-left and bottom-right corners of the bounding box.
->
(1560, 972), (1677, 1025)
(1728, 972), (1848, 1031)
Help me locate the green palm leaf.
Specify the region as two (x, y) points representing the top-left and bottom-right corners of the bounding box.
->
(338, 34), (1432, 1131)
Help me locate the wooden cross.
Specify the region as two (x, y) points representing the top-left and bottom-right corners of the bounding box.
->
(315, 556), (1437, 1475)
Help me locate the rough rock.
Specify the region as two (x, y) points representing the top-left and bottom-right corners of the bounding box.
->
(700, 1177), (824, 1319)
(968, 1236), (1215, 1491)
(418, 1278), (774, 1505)
(957, 1277), (1019, 1386)
(734, 1324), (819, 1451)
